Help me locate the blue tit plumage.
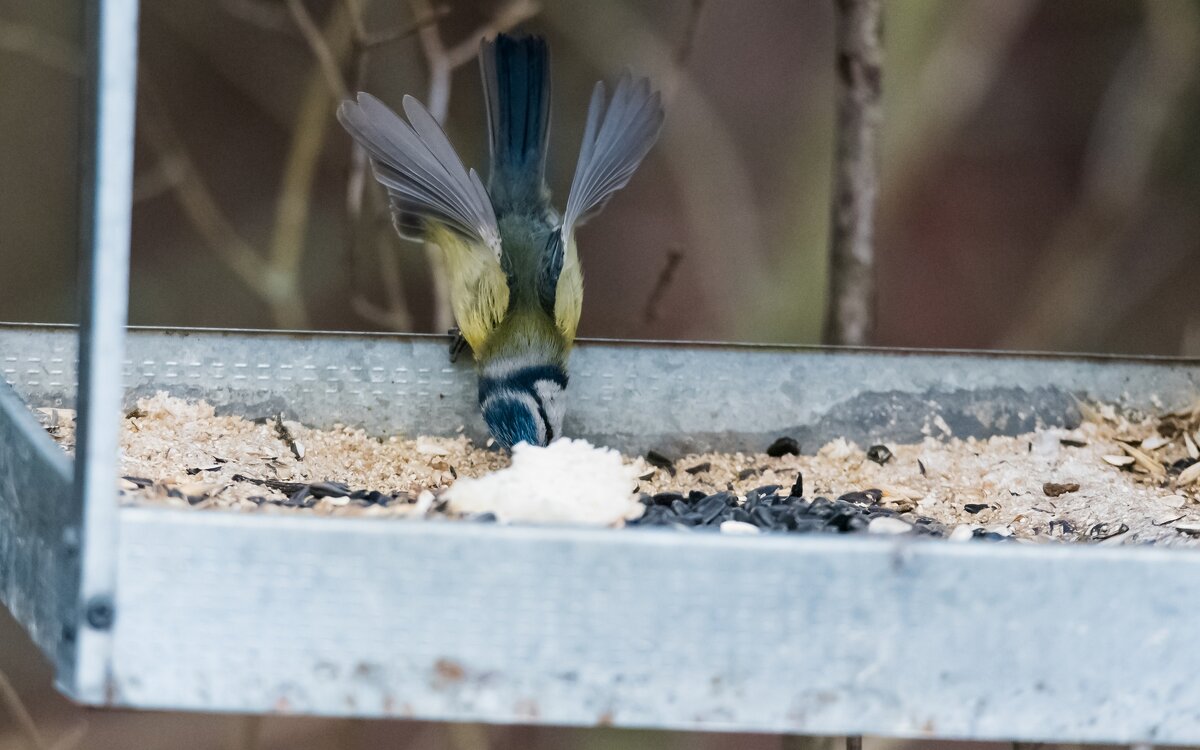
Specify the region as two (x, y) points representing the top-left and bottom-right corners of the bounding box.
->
(338, 34), (664, 449)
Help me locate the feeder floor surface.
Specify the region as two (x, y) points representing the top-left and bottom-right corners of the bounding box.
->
(36, 393), (1200, 546)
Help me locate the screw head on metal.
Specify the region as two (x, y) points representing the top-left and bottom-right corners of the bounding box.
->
(84, 596), (115, 630)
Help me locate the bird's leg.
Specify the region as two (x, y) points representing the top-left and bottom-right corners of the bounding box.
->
(448, 327), (471, 363)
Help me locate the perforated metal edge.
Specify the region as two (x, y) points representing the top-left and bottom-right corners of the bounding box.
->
(5, 324), (1200, 455)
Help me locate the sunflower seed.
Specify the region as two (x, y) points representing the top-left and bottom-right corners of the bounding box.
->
(719, 520), (760, 535)
(1153, 513), (1185, 527)
(1140, 434), (1171, 451)
(1120, 443), (1166, 478)
(1178, 461), (1200, 486)
(868, 517), (912, 535)
(866, 444), (893, 465)
(1089, 522), (1128, 540)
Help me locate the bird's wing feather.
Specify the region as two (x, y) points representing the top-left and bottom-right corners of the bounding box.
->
(561, 74), (664, 239)
(338, 93), (509, 348)
(338, 93), (502, 256)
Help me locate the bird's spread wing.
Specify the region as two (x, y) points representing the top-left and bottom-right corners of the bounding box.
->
(544, 73), (663, 344)
(561, 74), (664, 240)
(338, 93), (502, 256)
(338, 93), (509, 349)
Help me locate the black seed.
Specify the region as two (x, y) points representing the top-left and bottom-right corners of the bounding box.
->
(471, 512), (497, 523)
(685, 462), (711, 475)
(866, 445), (893, 465)
(766, 436), (800, 457)
(1059, 438), (1088, 448)
(828, 512), (868, 533)
(737, 467), (759, 481)
(729, 508), (753, 524)
(751, 505), (775, 527)
(1170, 457), (1198, 475)
(753, 484), (781, 497)
(310, 481), (351, 498)
(350, 489), (371, 500)
(837, 491), (875, 506)
(645, 450), (676, 475)
(917, 459), (926, 476)
(122, 476), (153, 488)
(807, 498), (834, 517)
(697, 495), (727, 523)
(185, 467), (202, 476)
(708, 491), (737, 507)
(652, 492), (685, 507)
(679, 512), (704, 526)
(1049, 519), (1075, 535)
(963, 503), (990, 514)
(1089, 522), (1129, 540)
(788, 472), (804, 498)
(285, 487), (311, 507)
(247, 496), (267, 505)
(687, 490), (708, 503)
(670, 500), (690, 516)
(792, 519), (825, 534)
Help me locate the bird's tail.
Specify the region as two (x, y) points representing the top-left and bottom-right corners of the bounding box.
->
(480, 34), (551, 212)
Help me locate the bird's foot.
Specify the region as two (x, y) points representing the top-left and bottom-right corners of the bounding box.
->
(448, 327), (471, 363)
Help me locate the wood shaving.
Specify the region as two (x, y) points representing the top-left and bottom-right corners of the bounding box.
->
(42, 393), (1200, 543)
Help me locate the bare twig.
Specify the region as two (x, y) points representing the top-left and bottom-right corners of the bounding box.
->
(408, 0), (539, 331)
(823, 0), (883, 346)
(0, 668), (47, 750)
(642, 249), (683, 326)
(219, 0), (298, 35)
(662, 0), (708, 103)
(46, 722), (88, 750)
(137, 81), (275, 298)
(0, 19), (83, 76)
(286, 0), (350, 101)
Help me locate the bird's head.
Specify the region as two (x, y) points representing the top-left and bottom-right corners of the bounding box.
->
(478, 360), (568, 450)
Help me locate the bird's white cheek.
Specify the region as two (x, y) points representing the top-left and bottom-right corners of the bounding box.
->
(534, 381), (566, 440)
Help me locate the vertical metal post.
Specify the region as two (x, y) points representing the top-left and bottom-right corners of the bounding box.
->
(71, 0), (139, 701)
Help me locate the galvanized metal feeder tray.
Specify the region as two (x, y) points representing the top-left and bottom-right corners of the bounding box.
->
(4, 0), (1200, 746)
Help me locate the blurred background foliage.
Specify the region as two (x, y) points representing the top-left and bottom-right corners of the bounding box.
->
(2, 0), (1200, 748)
(3, 0), (1199, 352)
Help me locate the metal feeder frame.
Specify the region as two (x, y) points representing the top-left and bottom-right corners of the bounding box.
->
(2, 0), (1200, 744)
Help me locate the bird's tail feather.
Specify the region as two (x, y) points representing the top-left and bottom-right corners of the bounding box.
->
(480, 34), (551, 211)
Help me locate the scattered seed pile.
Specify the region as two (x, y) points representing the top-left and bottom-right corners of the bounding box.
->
(37, 393), (1200, 545)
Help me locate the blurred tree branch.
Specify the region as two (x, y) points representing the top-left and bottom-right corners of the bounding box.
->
(284, 0), (537, 333)
(138, 2), (357, 329)
(410, 0), (540, 333)
(0, 19), (83, 77)
(999, 0), (1200, 351)
(0, 668), (85, 750)
(823, 0), (883, 346)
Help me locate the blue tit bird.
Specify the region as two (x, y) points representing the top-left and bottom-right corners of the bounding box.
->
(337, 34), (664, 449)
